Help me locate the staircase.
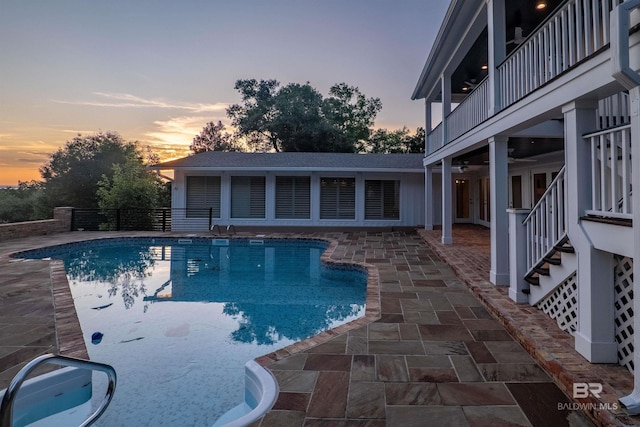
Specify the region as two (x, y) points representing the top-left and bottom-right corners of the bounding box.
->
(522, 166), (578, 304)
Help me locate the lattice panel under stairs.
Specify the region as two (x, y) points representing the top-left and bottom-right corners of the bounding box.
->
(537, 273), (578, 334)
(614, 255), (634, 373)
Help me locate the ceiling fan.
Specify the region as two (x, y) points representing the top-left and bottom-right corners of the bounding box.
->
(463, 79), (478, 91)
(507, 27), (525, 45)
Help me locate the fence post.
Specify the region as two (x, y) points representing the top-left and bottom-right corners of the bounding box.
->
(70, 209), (76, 231)
(208, 207), (213, 231)
(162, 209), (167, 232)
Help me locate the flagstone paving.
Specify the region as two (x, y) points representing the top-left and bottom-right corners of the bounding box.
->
(0, 228), (634, 426)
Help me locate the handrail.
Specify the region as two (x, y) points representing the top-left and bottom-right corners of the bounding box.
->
(211, 224), (222, 235)
(523, 166), (567, 274)
(226, 224), (236, 235)
(524, 166), (565, 224)
(0, 354), (117, 427)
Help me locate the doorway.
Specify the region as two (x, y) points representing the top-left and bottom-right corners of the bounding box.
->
(455, 178), (471, 222)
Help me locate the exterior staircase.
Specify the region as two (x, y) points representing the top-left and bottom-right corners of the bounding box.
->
(522, 166), (579, 305)
(524, 235), (578, 305)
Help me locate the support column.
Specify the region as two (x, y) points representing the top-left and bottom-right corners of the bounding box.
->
(489, 136), (509, 286)
(620, 86), (640, 413)
(424, 164), (434, 230)
(441, 157), (453, 244)
(508, 208), (531, 302)
(487, 0), (506, 116)
(563, 100), (618, 363)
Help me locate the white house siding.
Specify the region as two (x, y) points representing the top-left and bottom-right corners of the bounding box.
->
(170, 170), (425, 230)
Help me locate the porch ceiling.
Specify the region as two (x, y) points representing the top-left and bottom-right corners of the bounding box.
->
(452, 0), (565, 97)
(423, 0), (565, 102)
(453, 137), (564, 166)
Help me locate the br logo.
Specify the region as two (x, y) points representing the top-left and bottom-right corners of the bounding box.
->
(573, 383), (603, 398)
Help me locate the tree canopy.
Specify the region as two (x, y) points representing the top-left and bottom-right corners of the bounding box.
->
(361, 127), (425, 154)
(227, 79), (382, 153)
(39, 131), (148, 211)
(190, 120), (239, 154)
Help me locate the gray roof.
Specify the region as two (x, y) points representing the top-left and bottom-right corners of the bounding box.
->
(151, 152), (425, 172)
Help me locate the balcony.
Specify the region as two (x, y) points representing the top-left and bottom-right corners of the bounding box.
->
(426, 0), (624, 155)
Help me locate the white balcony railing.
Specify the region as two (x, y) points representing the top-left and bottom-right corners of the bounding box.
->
(446, 77), (490, 143)
(523, 166), (567, 273)
(597, 91), (630, 129)
(426, 0), (623, 153)
(427, 122), (444, 154)
(585, 124), (633, 219)
(499, 0), (622, 109)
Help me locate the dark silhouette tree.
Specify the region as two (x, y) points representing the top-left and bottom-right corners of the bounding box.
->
(227, 79), (382, 153)
(190, 120), (240, 154)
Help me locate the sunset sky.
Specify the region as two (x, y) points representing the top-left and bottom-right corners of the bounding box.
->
(0, 0), (449, 185)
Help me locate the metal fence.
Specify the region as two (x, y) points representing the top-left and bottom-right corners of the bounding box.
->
(70, 208), (215, 232)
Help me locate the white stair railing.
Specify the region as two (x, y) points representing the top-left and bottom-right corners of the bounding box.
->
(523, 166), (567, 274)
(597, 92), (630, 129)
(585, 124), (633, 219)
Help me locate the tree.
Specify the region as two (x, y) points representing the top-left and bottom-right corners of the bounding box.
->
(190, 121), (240, 154)
(39, 131), (141, 211)
(360, 127), (425, 154)
(96, 157), (167, 230)
(227, 79), (382, 153)
(0, 181), (47, 223)
(323, 83), (382, 151)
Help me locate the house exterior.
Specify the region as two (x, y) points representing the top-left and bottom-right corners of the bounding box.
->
(413, 0), (640, 412)
(150, 152), (425, 230)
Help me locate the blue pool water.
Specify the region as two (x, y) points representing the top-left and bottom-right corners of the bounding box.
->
(16, 238), (367, 426)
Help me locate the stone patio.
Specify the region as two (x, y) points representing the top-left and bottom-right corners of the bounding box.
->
(0, 228), (635, 426)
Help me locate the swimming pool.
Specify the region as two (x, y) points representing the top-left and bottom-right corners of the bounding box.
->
(15, 237), (367, 426)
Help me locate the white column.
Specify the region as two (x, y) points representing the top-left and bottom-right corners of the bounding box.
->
(508, 208), (531, 302)
(620, 86), (640, 413)
(424, 165), (434, 230)
(487, 0), (506, 116)
(441, 157), (453, 244)
(563, 100), (618, 363)
(489, 136), (509, 286)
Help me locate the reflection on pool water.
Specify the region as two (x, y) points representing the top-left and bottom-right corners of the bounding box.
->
(17, 238), (367, 426)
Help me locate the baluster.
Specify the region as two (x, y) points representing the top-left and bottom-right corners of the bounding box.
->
(576, 0), (585, 60)
(622, 127), (631, 214)
(600, 134), (608, 211)
(551, 185), (558, 244)
(583, 0), (592, 56)
(590, 136), (599, 211)
(554, 16), (562, 75)
(568, 2), (576, 66)
(610, 129), (619, 213)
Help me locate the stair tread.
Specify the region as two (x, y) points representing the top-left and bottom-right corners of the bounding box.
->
(543, 256), (562, 265)
(554, 244), (575, 254)
(533, 266), (550, 275)
(524, 275), (540, 286)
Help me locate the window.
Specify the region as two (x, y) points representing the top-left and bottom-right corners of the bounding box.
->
(186, 176), (221, 218)
(231, 176), (265, 218)
(365, 180), (400, 220)
(320, 177), (355, 219)
(276, 176), (310, 219)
